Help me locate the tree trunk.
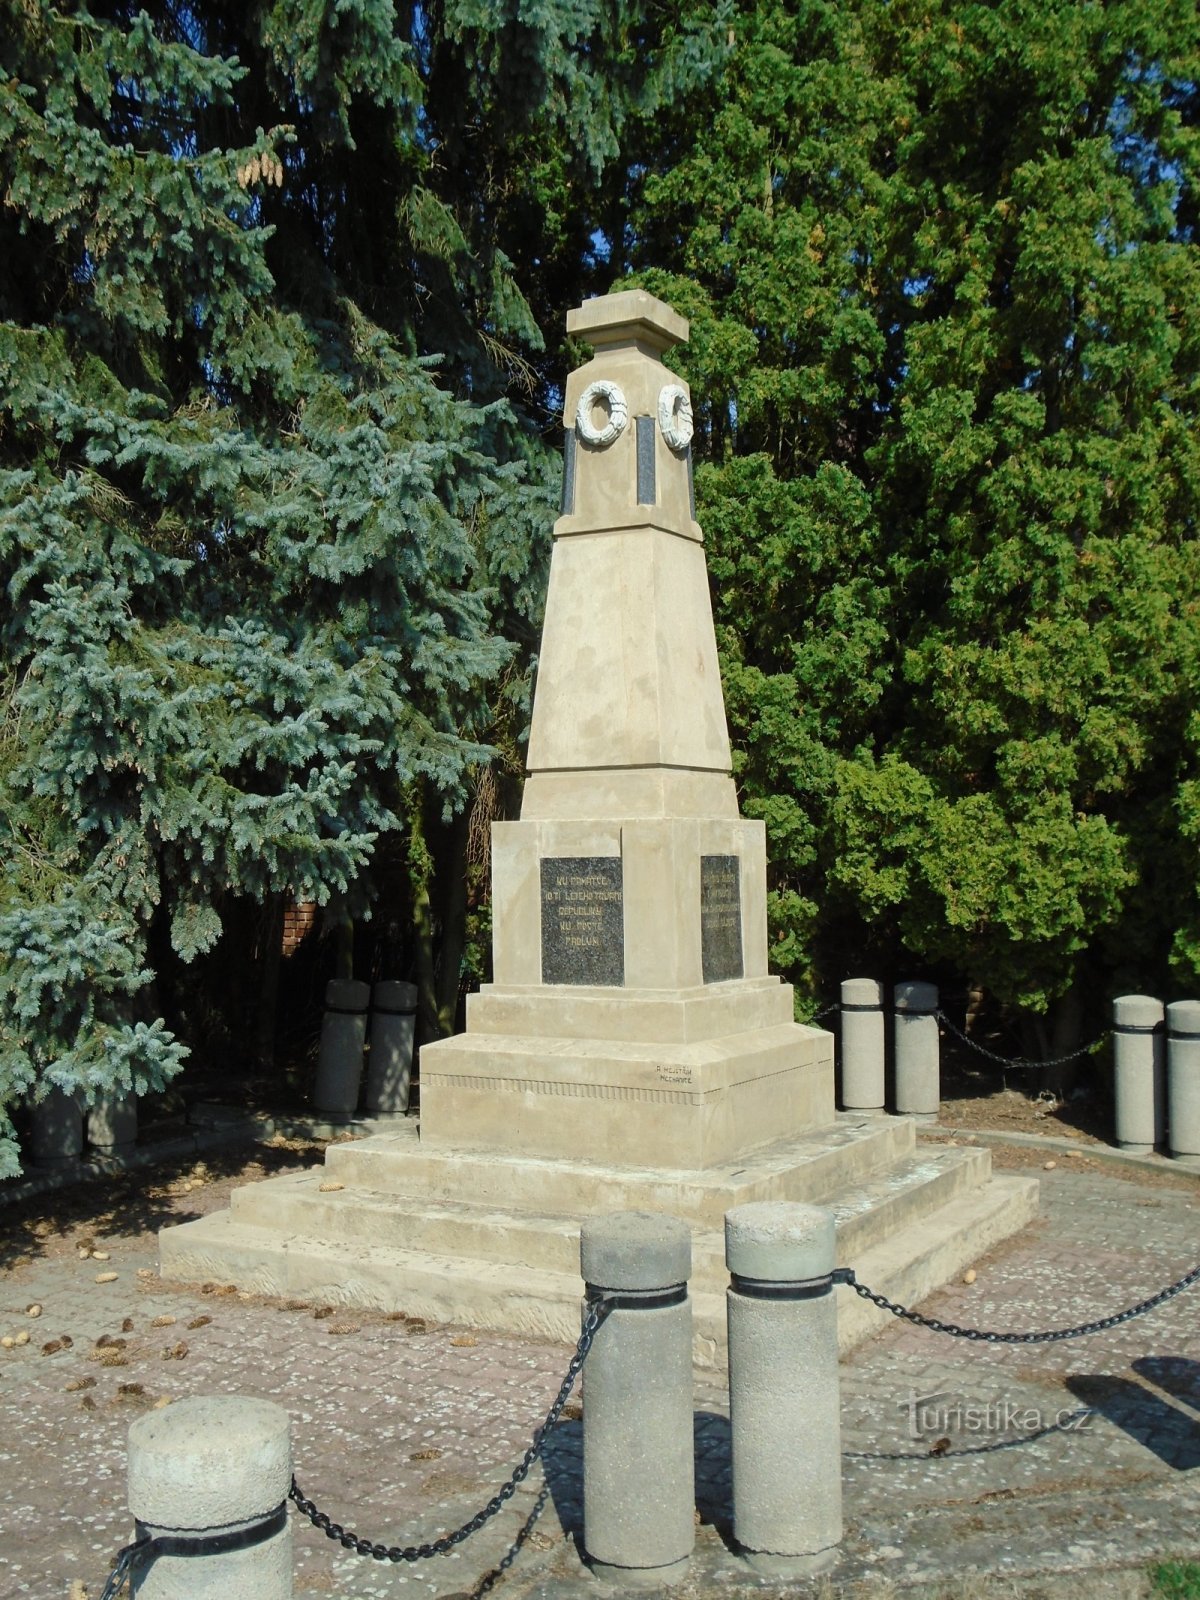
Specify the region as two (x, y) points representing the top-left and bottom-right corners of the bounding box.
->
(254, 892), (285, 1071)
(408, 780), (473, 1043)
(1040, 978), (1085, 1099)
(433, 802), (470, 1036)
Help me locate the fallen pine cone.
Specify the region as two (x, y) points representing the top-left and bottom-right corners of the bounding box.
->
(186, 1316), (211, 1330)
(161, 1341), (189, 1361)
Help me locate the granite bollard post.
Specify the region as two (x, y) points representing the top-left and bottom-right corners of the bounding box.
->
(87, 1090), (138, 1154)
(363, 979), (417, 1114)
(725, 1202), (841, 1575)
(1166, 1000), (1200, 1160)
(1113, 994), (1165, 1152)
(580, 1211), (694, 1586)
(893, 981), (939, 1119)
(126, 1394), (292, 1597)
(839, 978), (885, 1112)
(28, 1087), (84, 1166)
(312, 978), (369, 1116)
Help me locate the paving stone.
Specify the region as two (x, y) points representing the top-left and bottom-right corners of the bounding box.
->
(0, 1160), (1196, 1597)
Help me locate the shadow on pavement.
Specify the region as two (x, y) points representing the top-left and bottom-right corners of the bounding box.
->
(1064, 1369), (1200, 1470)
(0, 1140), (321, 1273)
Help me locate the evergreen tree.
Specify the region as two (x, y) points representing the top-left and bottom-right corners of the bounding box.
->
(0, 0), (729, 1171)
(630, 0), (1200, 1065)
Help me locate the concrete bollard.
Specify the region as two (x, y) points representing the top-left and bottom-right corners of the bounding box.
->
(28, 1087), (84, 1166)
(126, 1394), (292, 1597)
(580, 1211), (694, 1586)
(363, 980), (417, 1113)
(312, 979), (369, 1116)
(1113, 994), (1165, 1152)
(894, 981), (939, 1119)
(1166, 1000), (1200, 1160)
(839, 978), (885, 1112)
(88, 1090), (138, 1154)
(725, 1203), (841, 1576)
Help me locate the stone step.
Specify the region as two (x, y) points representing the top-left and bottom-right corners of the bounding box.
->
(320, 1112), (916, 1227)
(828, 1170), (1040, 1353)
(156, 1209), (585, 1345)
(159, 1171), (1037, 1367)
(225, 1143), (992, 1290)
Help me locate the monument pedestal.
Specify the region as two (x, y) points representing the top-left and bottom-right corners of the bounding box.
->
(419, 989), (832, 1167)
(419, 799), (835, 1165)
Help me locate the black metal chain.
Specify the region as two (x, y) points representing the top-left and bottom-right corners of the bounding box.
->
(289, 1295), (611, 1562)
(99, 1538), (149, 1600)
(835, 1260), (1200, 1343)
(935, 1010), (1106, 1072)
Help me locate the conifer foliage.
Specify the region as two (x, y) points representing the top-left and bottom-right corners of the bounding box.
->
(0, 0), (632, 1173)
(631, 0), (1200, 1055)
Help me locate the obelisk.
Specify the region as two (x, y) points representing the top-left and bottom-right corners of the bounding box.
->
(418, 291), (834, 1166)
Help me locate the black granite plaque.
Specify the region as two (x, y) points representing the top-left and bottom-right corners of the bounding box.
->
(701, 854), (743, 984)
(560, 431), (577, 515)
(636, 414), (656, 504)
(541, 857), (624, 986)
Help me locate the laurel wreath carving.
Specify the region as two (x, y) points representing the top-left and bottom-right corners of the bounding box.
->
(575, 380), (628, 447)
(657, 383), (694, 451)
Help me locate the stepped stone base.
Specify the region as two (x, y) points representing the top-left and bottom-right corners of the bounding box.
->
(158, 1114), (1038, 1366)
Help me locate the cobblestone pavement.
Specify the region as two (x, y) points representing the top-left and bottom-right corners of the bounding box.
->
(0, 1139), (1197, 1599)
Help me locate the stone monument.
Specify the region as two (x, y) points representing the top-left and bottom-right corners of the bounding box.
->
(159, 292), (1037, 1360)
(418, 291), (833, 1166)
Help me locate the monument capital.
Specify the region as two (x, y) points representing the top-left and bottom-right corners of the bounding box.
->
(567, 289), (689, 354)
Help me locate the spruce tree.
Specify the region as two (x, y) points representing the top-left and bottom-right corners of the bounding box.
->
(0, 0), (729, 1171)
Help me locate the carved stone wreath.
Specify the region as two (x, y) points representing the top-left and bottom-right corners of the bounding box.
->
(657, 384), (694, 452)
(575, 380), (628, 447)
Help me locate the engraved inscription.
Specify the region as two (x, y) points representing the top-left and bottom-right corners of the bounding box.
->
(701, 854), (743, 984)
(541, 857), (624, 986)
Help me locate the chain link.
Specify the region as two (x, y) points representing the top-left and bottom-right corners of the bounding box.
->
(935, 1010), (1106, 1072)
(98, 1537), (149, 1600)
(835, 1260), (1200, 1343)
(289, 1295), (611, 1562)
